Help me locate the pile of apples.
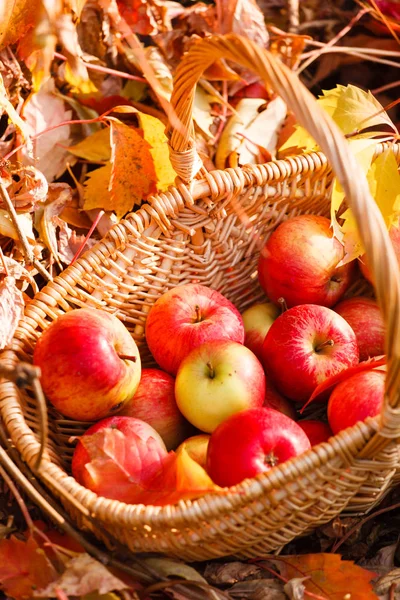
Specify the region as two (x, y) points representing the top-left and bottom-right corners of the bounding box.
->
(33, 213), (387, 500)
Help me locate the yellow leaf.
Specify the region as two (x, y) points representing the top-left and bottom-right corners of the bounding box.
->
(83, 163), (112, 212)
(280, 84), (395, 154)
(68, 128), (111, 162)
(331, 138), (377, 265)
(136, 112), (176, 191)
(0, 0), (39, 49)
(58, 13), (97, 95)
(108, 120), (157, 218)
(367, 148), (400, 229)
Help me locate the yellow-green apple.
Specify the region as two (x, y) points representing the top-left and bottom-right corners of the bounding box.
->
(327, 369), (385, 434)
(71, 415), (168, 502)
(297, 420), (332, 446)
(145, 283), (244, 375)
(119, 368), (190, 450)
(261, 304), (359, 403)
(207, 407), (311, 487)
(359, 221), (400, 285)
(334, 296), (385, 361)
(258, 215), (354, 308)
(33, 308), (141, 421)
(264, 378), (296, 420)
(175, 340), (265, 433)
(176, 434), (210, 469)
(242, 302), (279, 361)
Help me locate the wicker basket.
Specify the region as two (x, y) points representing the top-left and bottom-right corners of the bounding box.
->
(1, 34), (400, 562)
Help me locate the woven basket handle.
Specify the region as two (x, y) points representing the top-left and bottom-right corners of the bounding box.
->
(167, 34), (400, 454)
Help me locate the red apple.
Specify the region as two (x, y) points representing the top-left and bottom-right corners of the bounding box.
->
(328, 369), (385, 435)
(262, 304), (359, 403)
(207, 407), (311, 487)
(242, 302), (279, 361)
(359, 222), (400, 285)
(119, 368), (190, 450)
(334, 296), (385, 361)
(297, 420), (332, 446)
(71, 415), (168, 502)
(33, 308), (141, 421)
(258, 214), (354, 308)
(264, 378), (296, 420)
(145, 283), (244, 376)
(176, 434), (210, 469)
(175, 340), (265, 433)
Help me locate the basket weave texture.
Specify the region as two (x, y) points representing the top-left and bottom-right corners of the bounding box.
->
(1, 34), (400, 561)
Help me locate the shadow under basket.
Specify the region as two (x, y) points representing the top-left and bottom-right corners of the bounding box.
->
(1, 34), (400, 561)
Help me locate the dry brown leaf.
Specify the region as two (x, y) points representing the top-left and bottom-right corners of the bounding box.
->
(21, 80), (72, 182)
(143, 558), (206, 583)
(0, 276), (25, 350)
(229, 579), (286, 599)
(34, 183), (73, 265)
(283, 577), (307, 600)
(57, 12), (97, 94)
(204, 562), (261, 585)
(57, 220), (96, 265)
(0, 73), (32, 152)
(8, 166), (48, 210)
(35, 554), (128, 597)
(374, 568), (400, 597)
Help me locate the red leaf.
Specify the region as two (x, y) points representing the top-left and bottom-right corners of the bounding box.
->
(0, 535), (57, 599)
(301, 356), (386, 412)
(270, 554), (378, 600)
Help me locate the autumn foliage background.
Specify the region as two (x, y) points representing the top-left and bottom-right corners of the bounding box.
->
(1, 0), (400, 598)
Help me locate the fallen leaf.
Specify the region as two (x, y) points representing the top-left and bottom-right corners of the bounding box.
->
(0, 73), (32, 151)
(204, 562), (261, 585)
(116, 0), (158, 35)
(0, 210), (35, 243)
(0, 0), (39, 49)
(0, 277), (25, 350)
(284, 577), (307, 600)
(193, 87), (219, 140)
(57, 219), (96, 265)
(374, 568), (400, 597)
(367, 148), (400, 229)
(143, 558), (207, 583)
(108, 119), (157, 218)
(136, 112), (176, 191)
(68, 128), (111, 163)
(21, 80), (72, 181)
(219, 0), (269, 48)
(0, 534), (57, 599)
(83, 163), (113, 213)
(270, 554), (378, 600)
(35, 554), (128, 597)
(34, 183), (73, 265)
(216, 97), (286, 168)
(302, 356), (386, 410)
(228, 579), (286, 599)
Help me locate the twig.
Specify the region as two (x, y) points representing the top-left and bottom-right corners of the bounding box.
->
(0, 246), (9, 276)
(70, 210), (104, 265)
(390, 581), (397, 600)
(0, 181), (52, 282)
(54, 51), (146, 83)
(373, 80), (400, 94)
(297, 46), (400, 76)
(287, 0), (300, 33)
(331, 501), (400, 553)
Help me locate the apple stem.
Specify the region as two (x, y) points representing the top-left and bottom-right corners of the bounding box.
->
(277, 297), (288, 313)
(206, 361), (215, 379)
(315, 339), (334, 353)
(264, 452), (279, 467)
(118, 354), (137, 362)
(195, 304), (202, 323)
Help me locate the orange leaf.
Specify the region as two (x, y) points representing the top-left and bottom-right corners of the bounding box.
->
(109, 120), (157, 218)
(0, 535), (57, 599)
(301, 355), (386, 412)
(270, 554), (378, 600)
(0, 0), (39, 49)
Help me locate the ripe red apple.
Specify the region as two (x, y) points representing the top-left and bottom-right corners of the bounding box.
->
(118, 368), (190, 450)
(264, 378), (296, 420)
(297, 420), (332, 446)
(359, 222), (400, 285)
(258, 215), (354, 308)
(262, 304), (359, 403)
(71, 415), (168, 501)
(327, 369), (385, 435)
(207, 407), (311, 487)
(33, 308), (141, 421)
(334, 296), (385, 361)
(242, 302), (279, 361)
(145, 283), (244, 375)
(176, 434), (210, 469)
(175, 340), (265, 433)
